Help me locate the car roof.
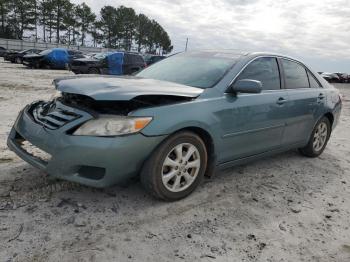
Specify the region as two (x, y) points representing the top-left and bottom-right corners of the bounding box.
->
(124, 52), (143, 56)
(185, 50), (302, 62)
(52, 48), (67, 51)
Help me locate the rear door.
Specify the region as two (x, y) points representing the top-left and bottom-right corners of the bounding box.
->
(123, 54), (144, 75)
(222, 57), (290, 161)
(280, 58), (324, 145)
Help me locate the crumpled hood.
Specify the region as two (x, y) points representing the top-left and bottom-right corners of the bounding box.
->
(54, 75), (203, 101)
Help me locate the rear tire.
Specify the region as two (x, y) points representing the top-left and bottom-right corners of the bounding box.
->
(298, 117), (331, 157)
(141, 131), (208, 201)
(33, 61), (41, 69)
(88, 67), (100, 74)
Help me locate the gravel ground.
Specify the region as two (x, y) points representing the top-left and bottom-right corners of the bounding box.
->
(0, 58), (349, 262)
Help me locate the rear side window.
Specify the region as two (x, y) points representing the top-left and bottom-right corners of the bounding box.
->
(282, 59), (309, 89)
(236, 57), (281, 90)
(131, 54), (144, 64)
(307, 71), (322, 88)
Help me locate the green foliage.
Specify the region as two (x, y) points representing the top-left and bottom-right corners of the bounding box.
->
(0, 0), (173, 54)
(5, 0), (36, 39)
(99, 5), (118, 48)
(0, 0), (14, 38)
(75, 2), (95, 46)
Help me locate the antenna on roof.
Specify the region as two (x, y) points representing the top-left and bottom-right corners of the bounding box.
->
(185, 38), (189, 52)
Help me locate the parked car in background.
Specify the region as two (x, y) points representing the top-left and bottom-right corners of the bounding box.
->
(144, 54), (166, 66)
(6, 49), (42, 64)
(70, 51), (146, 75)
(320, 72), (340, 83)
(0, 46), (7, 57)
(23, 48), (84, 69)
(83, 52), (98, 58)
(7, 51), (342, 200)
(4, 50), (17, 61)
(335, 73), (349, 83)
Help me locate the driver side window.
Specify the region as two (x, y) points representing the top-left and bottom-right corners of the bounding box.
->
(236, 57), (281, 90)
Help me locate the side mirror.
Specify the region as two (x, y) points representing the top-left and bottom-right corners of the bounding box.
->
(229, 79), (262, 94)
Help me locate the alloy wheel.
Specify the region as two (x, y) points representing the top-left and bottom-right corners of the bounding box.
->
(313, 122), (328, 152)
(161, 143), (201, 193)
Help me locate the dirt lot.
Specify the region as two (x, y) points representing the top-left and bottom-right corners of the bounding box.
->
(0, 58), (349, 262)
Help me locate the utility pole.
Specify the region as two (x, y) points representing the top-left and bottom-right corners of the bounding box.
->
(185, 38), (188, 51)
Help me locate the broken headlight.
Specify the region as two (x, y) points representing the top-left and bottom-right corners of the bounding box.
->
(73, 115), (152, 136)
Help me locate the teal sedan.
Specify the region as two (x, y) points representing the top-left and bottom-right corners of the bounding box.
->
(7, 51), (342, 201)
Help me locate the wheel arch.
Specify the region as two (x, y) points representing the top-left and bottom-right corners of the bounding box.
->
(88, 67), (101, 74)
(324, 112), (334, 128)
(172, 126), (217, 177)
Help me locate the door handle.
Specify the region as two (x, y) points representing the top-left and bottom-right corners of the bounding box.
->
(318, 93), (325, 99)
(277, 97), (287, 105)
(317, 93), (325, 103)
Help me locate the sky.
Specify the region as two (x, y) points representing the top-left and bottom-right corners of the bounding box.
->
(72, 0), (350, 72)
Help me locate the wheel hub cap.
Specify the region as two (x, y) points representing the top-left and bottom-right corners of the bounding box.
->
(313, 122), (328, 152)
(161, 143), (201, 193)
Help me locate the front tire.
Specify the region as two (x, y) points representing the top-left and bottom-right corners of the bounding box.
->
(141, 131), (208, 201)
(299, 117), (331, 157)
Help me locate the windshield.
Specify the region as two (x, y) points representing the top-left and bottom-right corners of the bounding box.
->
(93, 52), (112, 60)
(39, 49), (52, 55)
(136, 52), (238, 88)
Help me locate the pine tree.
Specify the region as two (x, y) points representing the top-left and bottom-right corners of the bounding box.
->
(62, 2), (77, 45)
(7, 0), (36, 39)
(75, 2), (95, 46)
(99, 6), (118, 48)
(116, 6), (136, 51)
(135, 14), (150, 53)
(90, 20), (102, 47)
(2, 1), (173, 52)
(0, 0), (11, 37)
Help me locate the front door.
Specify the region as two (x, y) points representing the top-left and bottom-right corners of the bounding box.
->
(221, 57), (289, 161)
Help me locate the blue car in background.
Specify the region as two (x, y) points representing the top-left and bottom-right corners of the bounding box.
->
(70, 51), (146, 75)
(23, 48), (84, 69)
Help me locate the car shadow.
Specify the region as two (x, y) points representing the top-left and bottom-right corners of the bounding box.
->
(2, 148), (341, 217)
(1, 147), (345, 261)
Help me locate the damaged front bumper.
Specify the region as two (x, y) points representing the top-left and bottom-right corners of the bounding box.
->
(7, 102), (166, 188)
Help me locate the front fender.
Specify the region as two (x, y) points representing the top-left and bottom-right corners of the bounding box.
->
(133, 99), (222, 149)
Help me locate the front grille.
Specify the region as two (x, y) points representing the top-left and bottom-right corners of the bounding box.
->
(31, 101), (81, 130)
